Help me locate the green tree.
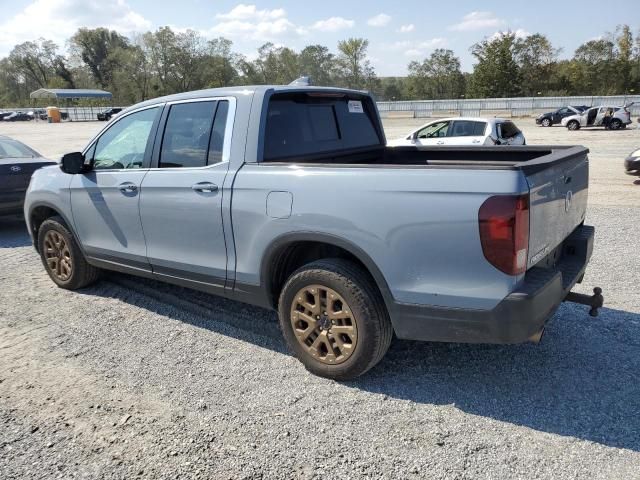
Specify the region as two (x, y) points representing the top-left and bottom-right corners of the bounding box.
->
(407, 49), (465, 99)
(336, 38), (376, 90)
(469, 32), (522, 98)
(70, 28), (131, 89)
(514, 34), (560, 96)
(298, 45), (336, 86)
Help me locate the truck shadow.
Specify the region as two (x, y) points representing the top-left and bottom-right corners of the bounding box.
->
(354, 303), (640, 452)
(1, 221), (638, 452)
(96, 270), (640, 453)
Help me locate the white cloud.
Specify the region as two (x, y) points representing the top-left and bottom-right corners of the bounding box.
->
(215, 4), (286, 22)
(0, 0), (151, 56)
(489, 29), (530, 41)
(311, 17), (355, 32)
(399, 24), (415, 33)
(367, 14), (391, 27)
(211, 4), (305, 41)
(449, 11), (505, 31)
(385, 38), (448, 57)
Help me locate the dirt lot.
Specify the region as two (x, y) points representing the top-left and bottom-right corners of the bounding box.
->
(1, 118), (639, 479)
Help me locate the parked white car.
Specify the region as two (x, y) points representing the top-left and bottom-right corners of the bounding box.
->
(561, 105), (633, 131)
(388, 117), (526, 147)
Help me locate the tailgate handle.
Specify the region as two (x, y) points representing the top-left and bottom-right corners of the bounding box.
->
(563, 175), (572, 184)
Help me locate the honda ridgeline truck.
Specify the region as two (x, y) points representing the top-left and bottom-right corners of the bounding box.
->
(24, 86), (600, 379)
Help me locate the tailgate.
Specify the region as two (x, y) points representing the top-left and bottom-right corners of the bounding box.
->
(0, 159), (56, 192)
(525, 153), (588, 269)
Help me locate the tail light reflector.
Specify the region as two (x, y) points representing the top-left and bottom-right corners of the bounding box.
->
(478, 194), (530, 275)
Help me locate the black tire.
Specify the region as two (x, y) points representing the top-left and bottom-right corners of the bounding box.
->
(567, 120), (580, 131)
(37, 215), (101, 290)
(278, 259), (393, 380)
(541, 118), (551, 127)
(609, 119), (622, 131)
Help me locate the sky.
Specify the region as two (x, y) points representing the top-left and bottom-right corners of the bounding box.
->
(0, 0), (639, 76)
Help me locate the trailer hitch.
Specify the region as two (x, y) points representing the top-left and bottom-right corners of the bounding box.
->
(564, 287), (604, 317)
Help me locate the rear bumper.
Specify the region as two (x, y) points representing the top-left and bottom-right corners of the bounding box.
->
(390, 225), (595, 344)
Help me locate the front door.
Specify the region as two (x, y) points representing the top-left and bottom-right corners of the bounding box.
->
(415, 120), (451, 146)
(70, 106), (161, 270)
(139, 99), (232, 289)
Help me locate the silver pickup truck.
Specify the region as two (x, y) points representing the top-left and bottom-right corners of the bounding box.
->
(24, 86), (600, 379)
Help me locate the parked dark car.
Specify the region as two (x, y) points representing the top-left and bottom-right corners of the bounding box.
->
(0, 111), (15, 121)
(0, 136), (57, 216)
(625, 148), (640, 176)
(97, 107), (122, 121)
(4, 112), (33, 122)
(536, 106), (589, 127)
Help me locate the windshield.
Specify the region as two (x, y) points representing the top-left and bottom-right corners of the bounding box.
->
(0, 138), (39, 158)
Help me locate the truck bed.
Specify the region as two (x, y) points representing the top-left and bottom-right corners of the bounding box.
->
(263, 144), (588, 175)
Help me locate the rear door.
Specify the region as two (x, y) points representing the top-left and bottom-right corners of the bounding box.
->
(139, 98), (233, 290)
(447, 120), (487, 145)
(525, 154), (589, 269)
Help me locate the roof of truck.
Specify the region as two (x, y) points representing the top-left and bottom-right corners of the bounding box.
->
(124, 85), (368, 114)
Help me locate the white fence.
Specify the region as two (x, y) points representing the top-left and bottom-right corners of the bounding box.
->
(377, 95), (640, 118)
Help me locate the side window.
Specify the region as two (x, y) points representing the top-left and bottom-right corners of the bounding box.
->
(208, 101), (229, 165)
(417, 121), (450, 139)
(160, 101), (216, 168)
(450, 121), (487, 137)
(93, 107), (158, 170)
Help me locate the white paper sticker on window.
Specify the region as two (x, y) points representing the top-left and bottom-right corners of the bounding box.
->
(348, 100), (364, 113)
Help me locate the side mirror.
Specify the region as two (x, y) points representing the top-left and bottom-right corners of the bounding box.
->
(60, 152), (89, 174)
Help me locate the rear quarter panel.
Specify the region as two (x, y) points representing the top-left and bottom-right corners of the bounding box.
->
(231, 164), (529, 310)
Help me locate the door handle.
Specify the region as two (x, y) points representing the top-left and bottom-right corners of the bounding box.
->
(118, 182), (138, 193)
(472, 139), (481, 144)
(192, 182), (218, 193)
(436, 140), (445, 145)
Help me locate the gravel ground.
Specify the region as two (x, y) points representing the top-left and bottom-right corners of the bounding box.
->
(1, 118), (639, 479)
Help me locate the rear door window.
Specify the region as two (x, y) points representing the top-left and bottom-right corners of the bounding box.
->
(449, 121), (487, 137)
(263, 93), (381, 162)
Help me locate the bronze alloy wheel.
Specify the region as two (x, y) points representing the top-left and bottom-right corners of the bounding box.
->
(290, 284), (358, 365)
(43, 230), (73, 282)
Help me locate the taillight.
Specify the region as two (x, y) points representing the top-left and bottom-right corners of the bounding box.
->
(478, 194), (530, 275)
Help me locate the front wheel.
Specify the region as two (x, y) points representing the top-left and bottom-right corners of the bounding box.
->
(38, 216), (101, 290)
(541, 118), (551, 127)
(567, 120), (580, 131)
(278, 259), (393, 380)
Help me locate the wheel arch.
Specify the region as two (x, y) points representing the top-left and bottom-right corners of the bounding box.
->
(259, 232), (394, 315)
(28, 202), (77, 253)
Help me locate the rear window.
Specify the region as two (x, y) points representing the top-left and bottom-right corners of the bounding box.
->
(263, 93), (381, 162)
(0, 138), (37, 158)
(498, 121), (521, 139)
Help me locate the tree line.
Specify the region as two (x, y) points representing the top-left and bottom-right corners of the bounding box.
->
(0, 24), (638, 106)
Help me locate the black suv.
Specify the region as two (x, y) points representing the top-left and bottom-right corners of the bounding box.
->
(536, 106), (589, 127)
(97, 107), (123, 121)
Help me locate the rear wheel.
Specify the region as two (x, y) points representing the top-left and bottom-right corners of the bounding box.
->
(567, 120), (580, 131)
(278, 259), (393, 380)
(38, 216), (101, 290)
(541, 118), (551, 127)
(609, 119), (622, 130)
